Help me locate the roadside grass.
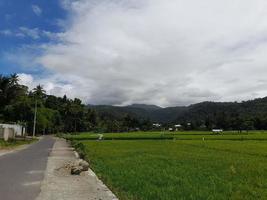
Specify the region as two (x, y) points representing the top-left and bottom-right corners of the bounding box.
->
(73, 139), (267, 200)
(0, 139), (36, 150)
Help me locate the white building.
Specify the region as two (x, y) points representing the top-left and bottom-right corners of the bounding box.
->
(0, 124), (26, 141)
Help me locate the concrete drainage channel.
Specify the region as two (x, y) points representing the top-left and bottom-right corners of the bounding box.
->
(36, 138), (118, 200)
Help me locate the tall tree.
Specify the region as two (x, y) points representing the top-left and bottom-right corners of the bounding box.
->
(33, 85), (46, 100)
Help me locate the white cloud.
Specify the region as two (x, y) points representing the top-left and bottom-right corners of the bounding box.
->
(0, 27), (60, 40)
(17, 0), (267, 106)
(0, 29), (26, 38)
(32, 5), (42, 16)
(18, 73), (94, 101)
(0, 29), (12, 36)
(19, 27), (40, 40)
(18, 73), (34, 87)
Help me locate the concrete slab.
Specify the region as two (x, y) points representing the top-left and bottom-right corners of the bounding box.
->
(36, 138), (118, 200)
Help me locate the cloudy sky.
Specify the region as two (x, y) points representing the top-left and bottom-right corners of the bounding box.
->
(1, 0), (267, 107)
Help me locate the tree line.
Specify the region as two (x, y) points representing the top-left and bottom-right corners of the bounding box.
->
(2, 73), (267, 134)
(88, 96), (267, 131)
(173, 100), (267, 131)
(0, 74), (152, 134)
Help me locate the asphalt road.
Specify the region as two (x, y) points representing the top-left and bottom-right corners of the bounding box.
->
(0, 136), (55, 200)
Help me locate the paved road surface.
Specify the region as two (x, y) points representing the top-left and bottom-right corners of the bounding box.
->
(0, 136), (55, 200)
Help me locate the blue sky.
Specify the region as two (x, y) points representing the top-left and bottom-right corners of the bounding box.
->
(0, 0), (66, 75)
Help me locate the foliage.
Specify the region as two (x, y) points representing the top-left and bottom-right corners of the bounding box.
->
(90, 99), (267, 131)
(0, 74), (152, 134)
(0, 139), (36, 149)
(0, 74), (97, 134)
(2, 73), (267, 134)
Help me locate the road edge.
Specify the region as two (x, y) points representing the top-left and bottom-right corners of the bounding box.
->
(0, 137), (41, 157)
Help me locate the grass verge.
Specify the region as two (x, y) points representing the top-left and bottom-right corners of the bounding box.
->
(0, 138), (36, 150)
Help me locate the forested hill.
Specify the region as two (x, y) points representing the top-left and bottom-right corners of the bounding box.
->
(89, 97), (267, 130)
(88, 104), (187, 123)
(1, 73), (267, 133)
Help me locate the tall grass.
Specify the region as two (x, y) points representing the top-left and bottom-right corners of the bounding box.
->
(0, 139), (35, 149)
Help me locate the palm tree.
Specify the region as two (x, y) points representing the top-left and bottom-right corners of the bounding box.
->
(9, 73), (19, 85)
(33, 85), (46, 99)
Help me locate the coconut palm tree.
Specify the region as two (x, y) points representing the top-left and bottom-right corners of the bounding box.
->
(9, 73), (19, 85)
(33, 85), (46, 99)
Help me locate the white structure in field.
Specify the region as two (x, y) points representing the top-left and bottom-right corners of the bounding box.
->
(0, 124), (26, 141)
(174, 124), (182, 131)
(212, 129), (223, 133)
(153, 123), (161, 128)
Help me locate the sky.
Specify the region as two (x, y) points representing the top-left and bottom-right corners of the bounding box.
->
(1, 0), (267, 107)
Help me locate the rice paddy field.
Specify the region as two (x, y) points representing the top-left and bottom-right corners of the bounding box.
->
(66, 131), (267, 200)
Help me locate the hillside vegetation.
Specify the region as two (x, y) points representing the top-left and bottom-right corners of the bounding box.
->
(89, 98), (267, 130)
(2, 73), (267, 133)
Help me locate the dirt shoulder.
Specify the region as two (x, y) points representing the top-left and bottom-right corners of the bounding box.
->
(0, 138), (37, 157)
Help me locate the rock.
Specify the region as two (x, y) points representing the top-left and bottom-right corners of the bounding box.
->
(79, 160), (89, 171)
(71, 166), (83, 175)
(74, 159), (82, 167)
(69, 159), (89, 175)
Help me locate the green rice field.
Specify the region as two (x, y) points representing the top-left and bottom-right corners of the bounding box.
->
(67, 131), (267, 200)
(65, 131), (267, 141)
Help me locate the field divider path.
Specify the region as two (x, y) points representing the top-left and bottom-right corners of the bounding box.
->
(36, 137), (118, 200)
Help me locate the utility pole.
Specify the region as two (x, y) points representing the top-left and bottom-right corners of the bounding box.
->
(33, 100), (37, 137)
